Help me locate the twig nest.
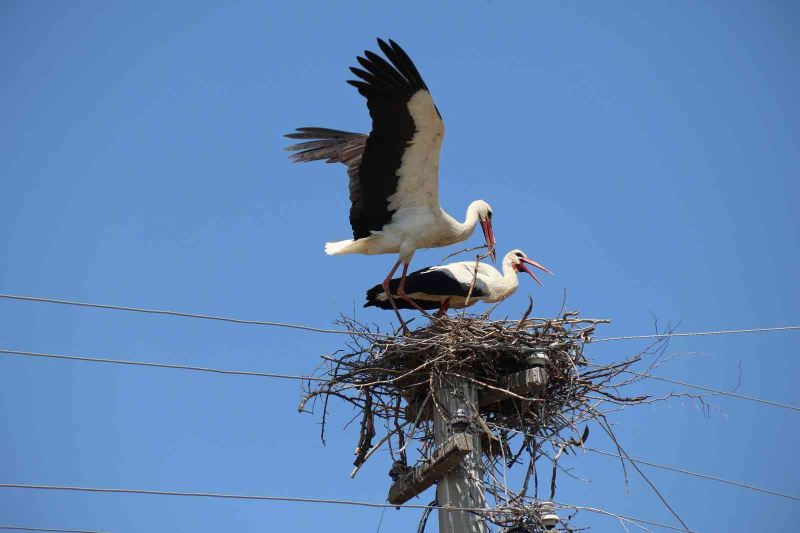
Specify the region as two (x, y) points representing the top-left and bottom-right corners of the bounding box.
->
(300, 312), (621, 459)
(299, 310), (660, 531)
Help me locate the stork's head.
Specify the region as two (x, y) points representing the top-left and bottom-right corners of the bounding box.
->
(470, 199), (496, 262)
(505, 249), (553, 286)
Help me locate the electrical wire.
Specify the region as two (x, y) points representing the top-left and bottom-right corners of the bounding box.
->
(3, 293), (798, 344)
(582, 447), (800, 502)
(618, 369), (800, 413)
(0, 348), (323, 381)
(592, 325), (800, 343)
(0, 482), (491, 511)
(4, 346), (797, 412)
(490, 424), (799, 502)
(0, 483), (698, 532)
(551, 501), (699, 533)
(0, 527), (105, 533)
(0, 294), (391, 339)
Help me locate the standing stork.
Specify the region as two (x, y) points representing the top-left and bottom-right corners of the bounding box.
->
(364, 249), (552, 314)
(285, 39), (496, 332)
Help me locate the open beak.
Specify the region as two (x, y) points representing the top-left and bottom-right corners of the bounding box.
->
(480, 219), (496, 262)
(517, 257), (553, 287)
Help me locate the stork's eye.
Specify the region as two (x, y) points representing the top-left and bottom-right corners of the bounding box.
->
(515, 252), (524, 258)
(487, 211), (493, 220)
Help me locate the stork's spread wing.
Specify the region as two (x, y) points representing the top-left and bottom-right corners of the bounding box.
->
(347, 39), (445, 239)
(285, 39), (445, 241)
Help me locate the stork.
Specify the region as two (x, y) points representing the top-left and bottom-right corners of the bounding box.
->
(285, 39), (496, 332)
(364, 249), (552, 314)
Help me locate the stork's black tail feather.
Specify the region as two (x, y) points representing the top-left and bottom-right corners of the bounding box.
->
(364, 283), (389, 309)
(284, 127), (367, 165)
(364, 281), (415, 310)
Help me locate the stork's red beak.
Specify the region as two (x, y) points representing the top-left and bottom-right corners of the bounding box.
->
(480, 219), (496, 262)
(515, 257), (553, 287)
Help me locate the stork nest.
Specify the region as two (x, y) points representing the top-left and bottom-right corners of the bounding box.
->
(299, 309), (685, 531)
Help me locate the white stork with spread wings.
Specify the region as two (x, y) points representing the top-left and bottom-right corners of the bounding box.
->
(364, 250), (552, 315)
(285, 39), (496, 332)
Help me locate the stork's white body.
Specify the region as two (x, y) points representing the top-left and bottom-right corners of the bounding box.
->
(365, 250), (547, 312)
(325, 206), (477, 262)
(403, 258), (520, 309)
(316, 88), (483, 262)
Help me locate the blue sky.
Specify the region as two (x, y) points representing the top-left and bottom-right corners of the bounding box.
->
(1, 1), (798, 531)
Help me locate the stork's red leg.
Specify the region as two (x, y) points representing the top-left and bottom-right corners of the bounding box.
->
(436, 298), (451, 317)
(397, 262), (433, 317)
(382, 259), (408, 333)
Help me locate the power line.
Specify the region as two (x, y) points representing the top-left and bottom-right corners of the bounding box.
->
(0, 294), (391, 339)
(3, 293), (799, 345)
(0, 525), (101, 533)
(582, 447), (800, 502)
(619, 369), (800, 413)
(551, 502), (698, 533)
(490, 425), (799, 502)
(0, 348), (323, 382)
(0, 483), (697, 532)
(592, 325), (800, 343)
(0, 482), (487, 511)
(5, 345), (799, 413)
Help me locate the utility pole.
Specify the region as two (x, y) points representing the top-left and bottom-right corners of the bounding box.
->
(387, 356), (547, 530)
(434, 376), (488, 533)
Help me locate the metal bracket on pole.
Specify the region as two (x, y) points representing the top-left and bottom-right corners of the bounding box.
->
(407, 366), (546, 422)
(387, 432), (473, 505)
(478, 366), (547, 407)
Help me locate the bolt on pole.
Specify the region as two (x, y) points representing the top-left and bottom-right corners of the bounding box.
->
(434, 376), (488, 533)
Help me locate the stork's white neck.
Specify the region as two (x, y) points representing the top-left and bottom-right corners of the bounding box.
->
(449, 201), (481, 243)
(495, 255), (521, 298)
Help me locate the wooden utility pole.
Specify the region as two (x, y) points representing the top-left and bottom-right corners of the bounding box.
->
(387, 355), (548, 530)
(433, 376), (488, 533)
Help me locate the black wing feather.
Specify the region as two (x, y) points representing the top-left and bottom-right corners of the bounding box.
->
(348, 67), (379, 86)
(346, 39), (432, 239)
(364, 266), (487, 310)
(379, 39), (428, 90)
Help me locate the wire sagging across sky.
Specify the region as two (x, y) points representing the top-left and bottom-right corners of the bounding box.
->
(619, 369), (800, 413)
(581, 447), (800, 502)
(592, 325), (800, 342)
(0, 293), (392, 338)
(0, 482), (698, 532)
(4, 345), (798, 412)
(490, 424), (800, 502)
(0, 348), (323, 382)
(2, 293), (799, 343)
(0, 527), (106, 533)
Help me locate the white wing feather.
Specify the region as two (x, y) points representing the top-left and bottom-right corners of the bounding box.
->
(388, 90), (445, 211)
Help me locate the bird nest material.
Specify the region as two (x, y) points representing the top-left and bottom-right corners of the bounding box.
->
(300, 309), (683, 531)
